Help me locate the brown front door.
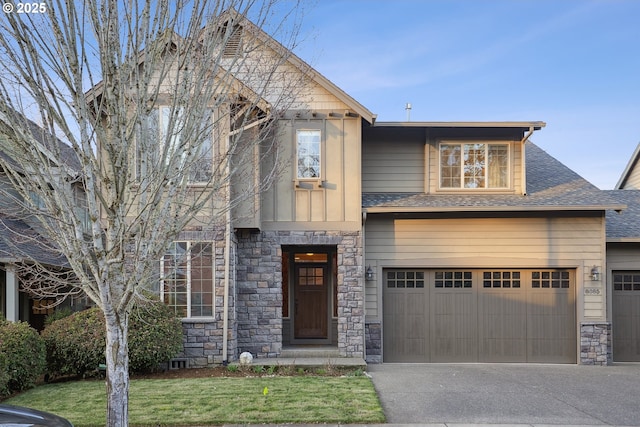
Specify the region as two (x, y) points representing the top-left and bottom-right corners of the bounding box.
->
(294, 263), (328, 339)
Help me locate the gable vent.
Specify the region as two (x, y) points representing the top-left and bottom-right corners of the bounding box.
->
(220, 23), (243, 58)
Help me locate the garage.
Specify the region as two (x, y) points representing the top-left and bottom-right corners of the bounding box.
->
(383, 269), (576, 363)
(612, 271), (640, 361)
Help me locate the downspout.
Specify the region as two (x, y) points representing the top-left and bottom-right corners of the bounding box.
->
(222, 130), (232, 365)
(520, 126), (535, 196)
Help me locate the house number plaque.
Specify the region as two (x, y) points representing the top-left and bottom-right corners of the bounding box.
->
(584, 287), (602, 296)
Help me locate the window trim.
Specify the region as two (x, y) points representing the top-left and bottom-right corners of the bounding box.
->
(438, 141), (511, 191)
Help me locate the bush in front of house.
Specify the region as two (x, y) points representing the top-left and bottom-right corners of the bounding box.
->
(128, 299), (184, 372)
(41, 307), (106, 378)
(42, 299), (183, 377)
(0, 318), (46, 396)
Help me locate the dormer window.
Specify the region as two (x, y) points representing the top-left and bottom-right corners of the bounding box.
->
(440, 142), (509, 189)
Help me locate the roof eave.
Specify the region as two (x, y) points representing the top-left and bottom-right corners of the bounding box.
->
(364, 204), (625, 214)
(372, 121), (546, 130)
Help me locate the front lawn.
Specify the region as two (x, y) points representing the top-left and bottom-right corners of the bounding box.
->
(4, 375), (385, 426)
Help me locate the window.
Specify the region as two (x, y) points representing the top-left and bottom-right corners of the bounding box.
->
(435, 271), (472, 288)
(483, 271), (521, 288)
(613, 272), (640, 291)
(531, 270), (570, 289)
(440, 142), (509, 189)
(386, 270), (425, 288)
(297, 130), (321, 179)
(137, 107), (213, 183)
(161, 241), (214, 317)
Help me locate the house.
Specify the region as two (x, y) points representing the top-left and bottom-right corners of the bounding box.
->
(0, 110), (88, 330)
(605, 142), (640, 362)
(146, 11), (625, 367)
(2, 9), (633, 367)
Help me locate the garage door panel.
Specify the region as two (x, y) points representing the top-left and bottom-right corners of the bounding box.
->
(384, 286), (428, 362)
(431, 289), (477, 362)
(478, 289), (527, 362)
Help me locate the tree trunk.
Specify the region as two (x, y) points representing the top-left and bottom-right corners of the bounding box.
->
(104, 310), (130, 427)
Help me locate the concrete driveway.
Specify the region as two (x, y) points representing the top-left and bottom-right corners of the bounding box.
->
(367, 363), (640, 426)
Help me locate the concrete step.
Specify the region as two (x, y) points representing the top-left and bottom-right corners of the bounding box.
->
(280, 346), (340, 359)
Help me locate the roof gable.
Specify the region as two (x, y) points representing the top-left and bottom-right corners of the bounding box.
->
(616, 142), (640, 189)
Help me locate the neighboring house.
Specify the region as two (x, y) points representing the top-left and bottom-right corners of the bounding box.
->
(0, 111), (88, 330)
(605, 142), (640, 362)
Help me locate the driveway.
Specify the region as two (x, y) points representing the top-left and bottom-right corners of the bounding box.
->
(367, 363), (640, 426)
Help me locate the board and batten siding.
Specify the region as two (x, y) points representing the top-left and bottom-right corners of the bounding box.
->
(364, 215), (605, 319)
(261, 117), (361, 230)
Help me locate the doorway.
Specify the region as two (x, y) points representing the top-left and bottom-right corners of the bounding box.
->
(282, 247), (336, 345)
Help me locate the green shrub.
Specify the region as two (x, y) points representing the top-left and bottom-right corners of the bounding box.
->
(44, 307), (74, 327)
(128, 299), (183, 372)
(41, 307), (106, 377)
(42, 299), (183, 377)
(0, 319), (46, 395)
(0, 351), (9, 397)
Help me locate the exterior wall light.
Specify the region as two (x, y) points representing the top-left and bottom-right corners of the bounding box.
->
(365, 265), (374, 281)
(591, 266), (601, 281)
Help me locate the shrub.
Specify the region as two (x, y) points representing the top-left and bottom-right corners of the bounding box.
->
(0, 318), (46, 395)
(44, 306), (74, 327)
(41, 307), (106, 377)
(128, 299), (183, 372)
(0, 351), (9, 397)
(42, 299), (183, 377)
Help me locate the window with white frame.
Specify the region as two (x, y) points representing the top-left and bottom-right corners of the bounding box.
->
(296, 129), (321, 179)
(161, 241), (214, 317)
(137, 107), (213, 183)
(440, 142), (509, 189)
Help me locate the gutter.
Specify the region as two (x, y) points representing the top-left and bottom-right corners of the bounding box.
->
(363, 204), (627, 214)
(520, 126), (536, 196)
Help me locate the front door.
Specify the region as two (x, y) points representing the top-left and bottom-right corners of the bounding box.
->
(292, 252), (330, 341)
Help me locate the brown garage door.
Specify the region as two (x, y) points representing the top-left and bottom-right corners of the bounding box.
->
(612, 271), (640, 361)
(383, 269), (576, 363)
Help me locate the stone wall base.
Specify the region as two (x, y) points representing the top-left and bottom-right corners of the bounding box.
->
(580, 322), (611, 365)
(365, 321), (382, 363)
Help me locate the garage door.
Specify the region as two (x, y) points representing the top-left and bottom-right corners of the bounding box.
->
(383, 269), (576, 363)
(612, 271), (640, 361)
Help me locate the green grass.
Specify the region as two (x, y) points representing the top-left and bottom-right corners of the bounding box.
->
(4, 376), (385, 426)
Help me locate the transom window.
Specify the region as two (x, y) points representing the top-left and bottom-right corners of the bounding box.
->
(440, 142), (509, 189)
(161, 241), (214, 318)
(137, 107), (214, 183)
(297, 129), (321, 179)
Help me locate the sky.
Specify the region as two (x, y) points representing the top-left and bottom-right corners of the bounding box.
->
(293, 0), (640, 190)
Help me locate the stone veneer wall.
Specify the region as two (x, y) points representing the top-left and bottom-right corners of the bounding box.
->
(580, 322), (612, 365)
(173, 228), (238, 368)
(365, 321), (382, 363)
(236, 230), (364, 359)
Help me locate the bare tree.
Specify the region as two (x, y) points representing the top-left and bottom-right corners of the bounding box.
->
(0, 1), (306, 425)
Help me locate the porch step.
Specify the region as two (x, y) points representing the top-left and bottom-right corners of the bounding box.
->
(280, 346), (340, 359)
(250, 346), (366, 368)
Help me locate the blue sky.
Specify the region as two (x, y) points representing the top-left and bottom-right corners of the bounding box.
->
(294, 0), (640, 190)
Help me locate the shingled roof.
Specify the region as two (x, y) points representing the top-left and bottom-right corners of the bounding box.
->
(0, 216), (68, 267)
(363, 142), (624, 213)
(605, 190), (640, 241)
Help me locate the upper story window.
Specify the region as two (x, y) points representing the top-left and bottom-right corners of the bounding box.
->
(297, 129), (321, 179)
(137, 107), (213, 183)
(440, 142), (509, 189)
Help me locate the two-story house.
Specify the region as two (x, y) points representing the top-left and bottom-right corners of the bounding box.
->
(155, 11), (625, 367)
